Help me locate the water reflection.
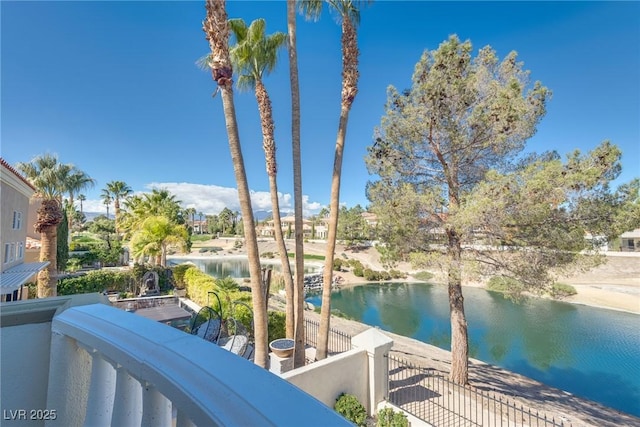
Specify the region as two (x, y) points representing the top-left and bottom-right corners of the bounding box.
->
(169, 257), (319, 279)
(305, 282), (640, 417)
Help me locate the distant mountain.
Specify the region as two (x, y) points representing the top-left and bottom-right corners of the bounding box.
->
(252, 210), (293, 221)
(83, 212), (112, 222)
(82, 210), (287, 223)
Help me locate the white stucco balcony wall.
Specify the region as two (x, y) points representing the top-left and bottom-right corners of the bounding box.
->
(1, 294), (350, 427)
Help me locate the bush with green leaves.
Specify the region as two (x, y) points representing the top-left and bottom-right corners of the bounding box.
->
(389, 269), (406, 279)
(353, 266), (364, 277)
(172, 264), (192, 288)
(333, 258), (345, 271)
(550, 282), (577, 299)
(334, 393), (367, 426)
(58, 270), (135, 295)
(376, 407), (408, 427)
(183, 266), (218, 306)
(363, 268), (381, 281)
(487, 276), (525, 294)
(413, 271), (434, 282)
(268, 310), (286, 342)
(348, 259), (364, 269)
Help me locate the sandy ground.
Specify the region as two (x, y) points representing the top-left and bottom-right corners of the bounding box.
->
(187, 237), (640, 314)
(182, 238), (640, 425)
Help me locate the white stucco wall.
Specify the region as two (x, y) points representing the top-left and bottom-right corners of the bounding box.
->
(283, 348), (369, 411)
(0, 322), (53, 422)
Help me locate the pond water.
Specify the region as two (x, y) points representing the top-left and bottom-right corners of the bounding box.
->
(306, 282), (640, 417)
(168, 256), (320, 280)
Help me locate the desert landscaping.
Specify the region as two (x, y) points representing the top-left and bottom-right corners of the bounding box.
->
(186, 237), (640, 315)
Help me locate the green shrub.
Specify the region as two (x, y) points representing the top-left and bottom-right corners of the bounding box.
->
(199, 248), (209, 253)
(413, 271), (434, 281)
(172, 264), (192, 288)
(379, 271), (391, 281)
(551, 282), (577, 299)
(268, 310), (287, 342)
(487, 276), (524, 294)
(389, 269), (406, 279)
(261, 251), (275, 259)
(334, 393), (367, 426)
(348, 259), (363, 269)
(184, 267), (217, 306)
(333, 258), (345, 271)
(66, 258), (83, 272)
(58, 270), (134, 295)
(377, 407), (408, 427)
(353, 266), (364, 277)
(364, 268), (381, 281)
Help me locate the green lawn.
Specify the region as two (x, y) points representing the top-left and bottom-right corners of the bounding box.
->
(287, 253), (325, 261)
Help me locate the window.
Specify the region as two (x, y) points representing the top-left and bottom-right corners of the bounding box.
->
(3, 243), (9, 263)
(9, 243), (15, 262)
(17, 242), (24, 260)
(12, 211), (22, 230)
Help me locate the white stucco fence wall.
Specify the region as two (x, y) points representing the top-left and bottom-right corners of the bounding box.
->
(283, 328), (394, 416)
(283, 348), (369, 411)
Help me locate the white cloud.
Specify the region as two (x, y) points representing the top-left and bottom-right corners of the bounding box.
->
(83, 182), (325, 217)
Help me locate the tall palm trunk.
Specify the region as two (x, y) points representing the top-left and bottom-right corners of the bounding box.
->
(316, 17), (360, 361)
(203, 0), (269, 368)
(288, 0), (306, 368)
(67, 194), (75, 240)
(114, 198), (121, 236)
(35, 199), (63, 297)
(255, 79), (296, 343)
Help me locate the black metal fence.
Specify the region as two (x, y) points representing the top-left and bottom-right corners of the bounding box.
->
(303, 317), (352, 356)
(387, 355), (571, 427)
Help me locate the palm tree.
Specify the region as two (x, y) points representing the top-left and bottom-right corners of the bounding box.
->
(218, 208), (233, 235)
(119, 189), (185, 257)
(301, 0), (369, 360)
(130, 216), (188, 267)
(101, 189), (112, 219)
(15, 154), (79, 297)
(184, 207), (197, 232)
(203, 0), (269, 368)
(104, 181), (133, 234)
(227, 17), (300, 361)
(65, 170), (95, 234)
(78, 194), (86, 213)
(288, 0), (307, 367)
(198, 212), (204, 234)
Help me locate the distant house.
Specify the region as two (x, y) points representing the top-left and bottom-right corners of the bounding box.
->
(257, 215), (313, 239)
(620, 229), (640, 252)
(1, 158), (49, 301)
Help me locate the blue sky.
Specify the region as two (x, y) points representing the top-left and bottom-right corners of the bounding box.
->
(2, 1), (639, 217)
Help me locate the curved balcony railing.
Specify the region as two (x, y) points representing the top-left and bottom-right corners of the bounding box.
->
(46, 303), (349, 427)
